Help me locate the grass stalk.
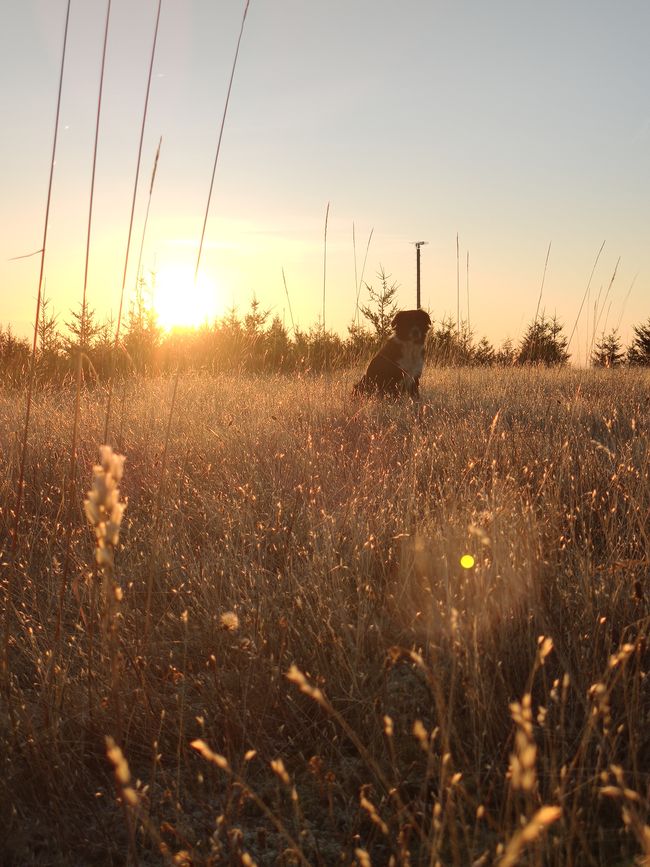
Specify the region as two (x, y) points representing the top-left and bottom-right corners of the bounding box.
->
(104, 0), (163, 444)
(58, 0), (112, 647)
(142, 0), (252, 650)
(567, 239), (606, 353)
(466, 249), (470, 335)
(2, 0), (71, 690)
(194, 0), (251, 285)
(354, 226), (374, 324)
(352, 221), (358, 321)
(133, 136), (162, 303)
(281, 266), (296, 333)
(322, 200), (330, 330)
(143, 371), (179, 645)
(534, 241), (552, 325)
(590, 257), (620, 357)
(456, 232), (460, 335)
(615, 273), (637, 332)
(84, 446), (127, 735)
(191, 740), (310, 865)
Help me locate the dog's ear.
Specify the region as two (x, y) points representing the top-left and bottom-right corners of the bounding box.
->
(419, 310), (432, 328)
(391, 311), (406, 330)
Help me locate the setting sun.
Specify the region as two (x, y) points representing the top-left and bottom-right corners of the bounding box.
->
(152, 265), (221, 330)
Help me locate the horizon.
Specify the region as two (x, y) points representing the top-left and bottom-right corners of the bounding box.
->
(1, 280), (644, 366)
(1, 1), (649, 366)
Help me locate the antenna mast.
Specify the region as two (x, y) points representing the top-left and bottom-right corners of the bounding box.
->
(412, 241), (428, 308)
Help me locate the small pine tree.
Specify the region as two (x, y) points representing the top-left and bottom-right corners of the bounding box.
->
(591, 329), (624, 368)
(495, 337), (516, 366)
(38, 293), (60, 356)
(0, 324), (30, 385)
(265, 315), (292, 370)
(427, 316), (465, 366)
(346, 322), (375, 364)
(62, 300), (104, 355)
(128, 275), (158, 335)
(210, 307), (244, 372)
(360, 267), (399, 341)
(243, 295), (270, 337)
(124, 276), (161, 374)
(626, 317), (650, 366)
(36, 293), (62, 380)
(517, 314), (570, 366)
(473, 335), (496, 366)
(457, 320), (475, 364)
(242, 296), (271, 371)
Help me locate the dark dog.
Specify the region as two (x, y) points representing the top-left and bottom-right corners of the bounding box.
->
(354, 309), (431, 397)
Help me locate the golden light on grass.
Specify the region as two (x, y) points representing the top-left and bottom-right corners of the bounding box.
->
(105, 737), (139, 808)
(84, 445), (126, 570)
(220, 610), (240, 631)
(84, 445), (127, 725)
(498, 805), (563, 867)
(2, 367), (649, 864)
(152, 263), (221, 329)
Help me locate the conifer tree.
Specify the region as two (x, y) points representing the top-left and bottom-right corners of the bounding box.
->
(626, 317), (650, 366)
(473, 335), (496, 366)
(591, 329), (624, 368)
(360, 267), (399, 341)
(62, 300), (103, 355)
(517, 314), (570, 365)
(38, 293), (60, 356)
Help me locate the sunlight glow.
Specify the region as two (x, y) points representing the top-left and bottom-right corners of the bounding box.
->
(460, 554), (475, 569)
(153, 264), (220, 330)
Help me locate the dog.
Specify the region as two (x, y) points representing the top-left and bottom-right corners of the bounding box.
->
(354, 309), (431, 398)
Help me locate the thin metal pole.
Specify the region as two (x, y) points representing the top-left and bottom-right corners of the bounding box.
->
(412, 241), (427, 309)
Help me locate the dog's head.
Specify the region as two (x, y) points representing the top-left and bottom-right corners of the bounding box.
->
(391, 309), (431, 344)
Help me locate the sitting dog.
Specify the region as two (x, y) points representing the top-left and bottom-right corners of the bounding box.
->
(354, 309), (431, 397)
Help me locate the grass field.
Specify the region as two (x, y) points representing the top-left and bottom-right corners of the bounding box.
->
(1, 367), (649, 866)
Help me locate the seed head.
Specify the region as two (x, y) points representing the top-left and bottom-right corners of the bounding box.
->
(84, 445), (127, 570)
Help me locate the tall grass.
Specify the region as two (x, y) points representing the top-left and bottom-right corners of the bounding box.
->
(323, 201), (330, 330)
(59, 0), (112, 653)
(103, 0), (163, 444)
(0, 366), (648, 864)
(194, 0), (251, 284)
(3, 0), (71, 692)
(353, 225), (374, 325)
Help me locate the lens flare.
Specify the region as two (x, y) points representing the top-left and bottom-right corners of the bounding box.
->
(460, 554), (475, 569)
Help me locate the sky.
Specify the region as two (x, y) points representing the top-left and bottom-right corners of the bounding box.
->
(1, 0), (649, 364)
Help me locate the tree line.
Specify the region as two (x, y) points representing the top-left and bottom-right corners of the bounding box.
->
(1, 269), (649, 386)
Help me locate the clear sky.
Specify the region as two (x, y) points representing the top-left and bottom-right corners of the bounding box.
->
(1, 0), (648, 363)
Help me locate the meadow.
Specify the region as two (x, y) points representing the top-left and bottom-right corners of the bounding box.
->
(0, 366), (648, 866)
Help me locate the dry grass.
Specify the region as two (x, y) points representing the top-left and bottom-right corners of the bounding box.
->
(0, 366), (649, 865)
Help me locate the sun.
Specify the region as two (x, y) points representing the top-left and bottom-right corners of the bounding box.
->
(153, 264), (220, 330)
